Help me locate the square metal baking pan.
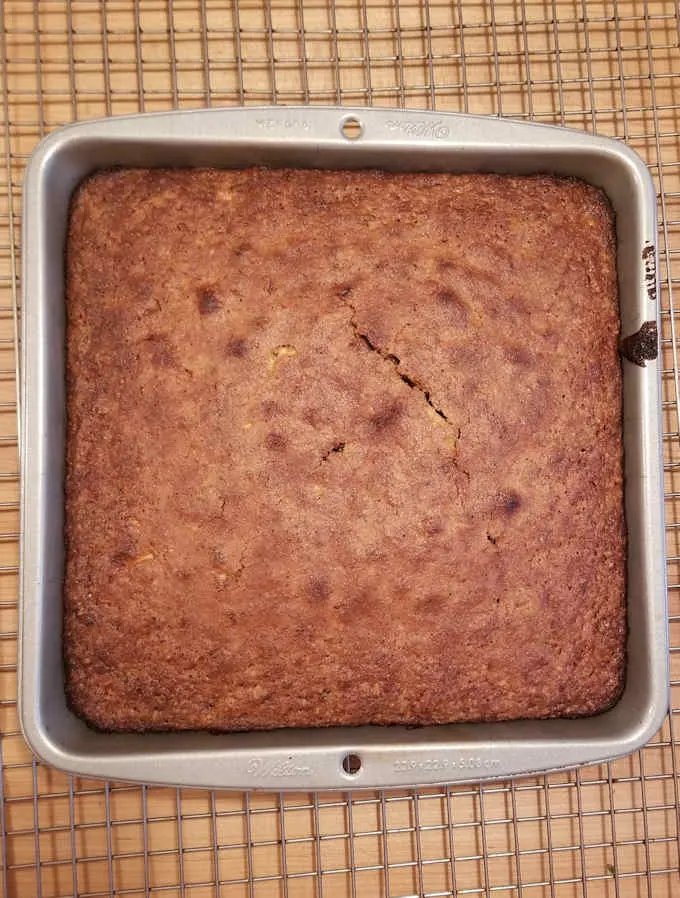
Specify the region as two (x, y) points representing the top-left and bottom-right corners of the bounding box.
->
(19, 106), (668, 790)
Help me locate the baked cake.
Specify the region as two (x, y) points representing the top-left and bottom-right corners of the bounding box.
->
(64, 168), (625, 731)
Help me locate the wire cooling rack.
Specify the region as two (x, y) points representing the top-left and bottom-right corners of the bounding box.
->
(1, 1), (679, 896)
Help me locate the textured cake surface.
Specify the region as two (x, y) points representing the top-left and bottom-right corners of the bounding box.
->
(65, 168), (625, 731)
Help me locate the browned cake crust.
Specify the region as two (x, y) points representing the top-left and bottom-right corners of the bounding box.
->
(64, 168), (625, 732)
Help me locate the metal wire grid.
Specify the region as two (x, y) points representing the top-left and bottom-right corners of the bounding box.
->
(0, 0), (679, 896)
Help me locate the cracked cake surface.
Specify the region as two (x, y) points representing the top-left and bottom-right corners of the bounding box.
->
(65, 167), (625, 731)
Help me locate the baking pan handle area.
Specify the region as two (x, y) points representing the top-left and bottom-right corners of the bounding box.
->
(24, 104), (654, 157)
(18, 721), (668, 791)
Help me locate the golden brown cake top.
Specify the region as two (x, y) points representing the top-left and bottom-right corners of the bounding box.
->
(65, 168), (625, 731)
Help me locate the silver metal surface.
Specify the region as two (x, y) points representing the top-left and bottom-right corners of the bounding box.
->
(19, 105), (667, 791)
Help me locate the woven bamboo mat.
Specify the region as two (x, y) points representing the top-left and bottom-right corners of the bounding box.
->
(1, 1), (679, 896)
